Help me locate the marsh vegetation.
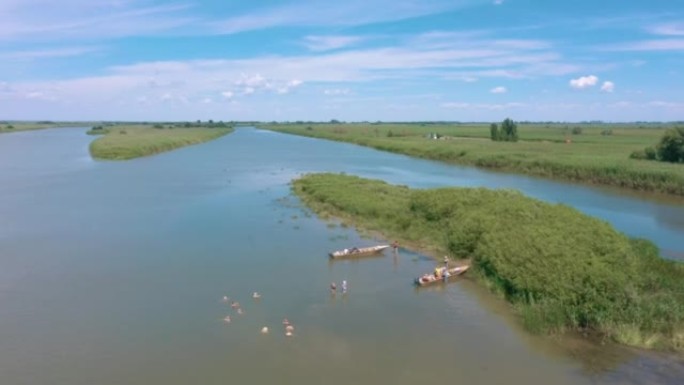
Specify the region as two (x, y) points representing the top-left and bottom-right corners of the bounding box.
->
(293, 173), (684, 351)
(89, 123), (232, 160)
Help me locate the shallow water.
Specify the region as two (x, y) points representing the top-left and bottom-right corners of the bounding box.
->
(0, 127), (682, 385)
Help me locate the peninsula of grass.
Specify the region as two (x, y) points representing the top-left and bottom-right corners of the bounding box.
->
(0, 121), (79, 133)
(292, 173), (684, 351)
(263, 123), (684, 197)
(89, 124), (232, 160)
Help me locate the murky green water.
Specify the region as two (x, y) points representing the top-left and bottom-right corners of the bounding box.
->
(0, 127), (682, 385)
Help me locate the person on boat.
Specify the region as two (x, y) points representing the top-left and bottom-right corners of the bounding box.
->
(350, 247), (359, 253)
(392, 241), (399, 251)
(434, 267), (442, 279)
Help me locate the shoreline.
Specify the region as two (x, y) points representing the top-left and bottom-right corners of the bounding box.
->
(89, 125), (233, 160)
(264, 124), (684, 198)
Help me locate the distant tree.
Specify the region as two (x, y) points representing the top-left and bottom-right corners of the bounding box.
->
(489, 123), (499, 141)
(500, 118), (518, 142)
(571, 126), (583, 135)
(656, 127), (684, 163)
(330, 119), (341, 124)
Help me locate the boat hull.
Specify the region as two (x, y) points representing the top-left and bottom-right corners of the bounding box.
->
(414, 265), (470, 286)
(329, 245), (390, 259)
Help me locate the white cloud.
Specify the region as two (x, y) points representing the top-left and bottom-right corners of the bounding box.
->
(304, 35), (364, 51)
(0, 1), (195, 42)
(210, 0), (466, 35)
(0, 46), (101, 59)
(493, 0), (504, 5)
(221, 91), (234, 99)
(600, 81), (615, 93)
(490, 86), (507, 94)
(601, 39), (684, 51)
(324, 88), (351, 95)
(201, 97), (212, 104)
(648, 22), (684, 36)
(441, 102), (525, 110)
(569, 75), (598, 89)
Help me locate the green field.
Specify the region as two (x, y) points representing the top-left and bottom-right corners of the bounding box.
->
(89, 124), (233, 160)
(263, 122), (684, 196)
(0, 121), (83, 133)
(293, 173), (684, 351)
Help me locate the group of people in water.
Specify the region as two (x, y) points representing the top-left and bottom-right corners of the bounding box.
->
(221, 292), (295, 337)
(330, 279), (348, 295)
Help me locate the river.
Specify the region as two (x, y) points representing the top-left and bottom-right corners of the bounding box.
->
(0, 127), (682, 385)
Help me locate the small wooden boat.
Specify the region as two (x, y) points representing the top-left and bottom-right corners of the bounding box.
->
(329, 245), (390, 259)
(414, 265), (470, 286)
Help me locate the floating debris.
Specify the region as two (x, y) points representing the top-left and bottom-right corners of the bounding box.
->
(261, 327), (269, 334)
(222, 296), (229, 302)
(223, 316), (231, 323)
(252, 292), (261, 299)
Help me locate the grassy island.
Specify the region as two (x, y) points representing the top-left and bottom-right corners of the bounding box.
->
(89, 124), (232, 160)
(292, 173), (684, 351)
(264, 123), (684, 197)
(0, 121), (79, 133)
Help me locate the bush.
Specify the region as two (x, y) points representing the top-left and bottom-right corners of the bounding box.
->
(571, 126), (583, 135)
(656, 127), (684, 163)
(601, 129), (613, 136)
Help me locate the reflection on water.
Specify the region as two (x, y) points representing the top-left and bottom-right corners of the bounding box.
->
(0, 127), (681, 385)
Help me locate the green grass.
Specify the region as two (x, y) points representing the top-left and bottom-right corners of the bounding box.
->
(262, 123), (684, 196)
(89, 124), (232, 160)
(292, 173), (684, 351)
(0, 121), (81, 133)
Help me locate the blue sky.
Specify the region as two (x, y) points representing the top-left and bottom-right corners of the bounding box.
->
(0, 0), (683, 122)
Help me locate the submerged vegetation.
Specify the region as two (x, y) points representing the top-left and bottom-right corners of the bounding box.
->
(263, 122), (684, 197)
(293, 173), (684, 351)
(89, 123), (232, 160)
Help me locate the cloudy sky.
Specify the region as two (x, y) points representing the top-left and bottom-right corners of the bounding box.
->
(0, 0), (683, 122)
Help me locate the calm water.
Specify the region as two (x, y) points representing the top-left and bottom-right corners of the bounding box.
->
(0, 127), (682, 385)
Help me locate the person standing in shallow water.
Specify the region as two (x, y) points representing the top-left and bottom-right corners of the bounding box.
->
(330, 282), (337, 295)
(341, 280), (347, 294)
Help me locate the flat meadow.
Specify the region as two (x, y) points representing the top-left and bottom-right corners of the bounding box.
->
(263, 122), (684, 196)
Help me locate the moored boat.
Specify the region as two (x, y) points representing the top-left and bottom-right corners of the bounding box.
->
(329, 245), (390, 259)
(414, 265), (470, 286)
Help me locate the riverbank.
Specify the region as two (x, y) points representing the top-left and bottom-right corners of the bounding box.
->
(89, 124), (232, 160)
(263, 123), (684, 197)
(0, 121), (83, 133)
(292, 172), (684, 351)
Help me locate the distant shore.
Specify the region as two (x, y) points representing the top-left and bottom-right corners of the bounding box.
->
(262, 122), (684, 197)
